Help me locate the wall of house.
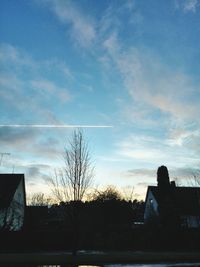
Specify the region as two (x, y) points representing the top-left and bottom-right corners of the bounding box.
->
(181, 215), (200, 228)
(144, 190), (159, 224)
(0, 209), (7, 230)
(12, 178), (25, 230)
(3, 179), (25, 231)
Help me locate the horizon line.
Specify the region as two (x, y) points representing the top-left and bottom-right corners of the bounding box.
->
(0, 124), (113, 128)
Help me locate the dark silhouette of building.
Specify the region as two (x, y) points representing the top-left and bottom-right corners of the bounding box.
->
(0, 174), (26, 231)
(144, 166), (200, 228)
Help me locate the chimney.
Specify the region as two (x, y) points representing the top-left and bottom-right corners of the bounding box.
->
(170, 181), (176, 188)
(157, 165), (170, 190)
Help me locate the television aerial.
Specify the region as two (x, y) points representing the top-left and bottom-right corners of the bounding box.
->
(0, 152), (10, 166)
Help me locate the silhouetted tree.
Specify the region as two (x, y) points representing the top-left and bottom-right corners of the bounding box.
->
(27, 192), (52, 206)
(121, 185), (135, 201)
(49, 130), (94, 202)
(48, 129), (94, 255)
(173, 169), (200, 187)
(92, 186), (121, 202)
(187, 169), (200, 187)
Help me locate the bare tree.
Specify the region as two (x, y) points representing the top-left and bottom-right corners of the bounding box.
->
(48, 129), (94, 255)
(173, 177), (182, 186)
(27, 192), (52, 206)
(187, 169), (200, 187)
(49, 129), (94, 202)
(91, 186), (122, 201)
(121, 185), (135, 202)
(173, 169), (200, 187)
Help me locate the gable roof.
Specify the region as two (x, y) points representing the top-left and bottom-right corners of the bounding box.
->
(0, 174), (24, 209)
(147, 186), (200, 216)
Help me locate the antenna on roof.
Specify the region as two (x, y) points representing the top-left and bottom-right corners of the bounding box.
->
(0, 152), (11, 166)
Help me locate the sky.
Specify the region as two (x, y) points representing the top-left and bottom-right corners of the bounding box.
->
(0, 0), (200, 200)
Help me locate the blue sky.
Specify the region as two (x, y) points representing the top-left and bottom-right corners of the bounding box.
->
(0, 0), (200, 199)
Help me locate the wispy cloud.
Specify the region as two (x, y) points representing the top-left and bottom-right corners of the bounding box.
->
(0, 44), (72, 122)
(126, 168), (155, 178)
(167, 128), (199, 147)
(116, 133), (200, 168)
(31, 79), (71, 103)
(39, 0), (96, 47)
(0, 127), (37, 146)
(0, 126), (63, 173)
(25, 163), (51, 181)
(102, 32), (200, 129)
(126, 166), (198, 180)
(99, 0), (142, 38)
(100, 30), (200, 179)
(103, 31), (120, 55)
(0, 43), (35, 68)
(98, 3), (200, 190)
(175, 0), (200, 13)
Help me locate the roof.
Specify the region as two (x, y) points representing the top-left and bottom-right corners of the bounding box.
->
(147, 186), (200, 216)
(0, 174), (24, 209)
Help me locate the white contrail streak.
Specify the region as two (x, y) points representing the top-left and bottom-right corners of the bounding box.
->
(0, 124), (113, 128)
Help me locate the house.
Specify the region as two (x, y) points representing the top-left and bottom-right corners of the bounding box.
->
(0, 174), (26, 231)
(144, 166), (200, 228)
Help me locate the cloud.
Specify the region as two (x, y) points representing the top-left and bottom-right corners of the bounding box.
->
(38, 0), (141, 52)
(0, 126), (64, 163)
(117, 136), (149, 160)
(103, 32), (120, 55)
(184, 0), (199, 12)
(26, 166), (42, 179)
(0, 43), (35, 69)
(101, 32), (200, 129)
(167, 128), (200, 148)
(39, 0), (96, 48)
(0, 126), (66, 188)
(127, 168), (155, 178)
(183, 131), (200, 154)
(117, 135), (168, 163)
(0, 44), (72, 122)
(99, 0), (142, 39)
(170, 166), (200, 178)
(119, 52), (198, 122)
(25, 163), (51, 181)
(126, 166), (199, 180)
(175, 0), (200, 12)
(32, 136), (62, 159)
(0, 43), (73, 79)
(31, 79), (71, 103)
(99, 15), (200, 183)
(116, 132), (200, 169)
(0, 73), (26, 110)
(0, 127), (37, 147)
(165, 128), (200, 166)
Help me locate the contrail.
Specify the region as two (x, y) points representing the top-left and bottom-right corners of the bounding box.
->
(0, 124), (113, 128)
